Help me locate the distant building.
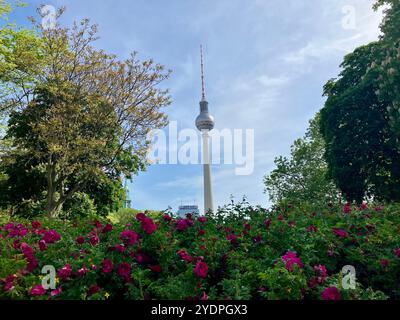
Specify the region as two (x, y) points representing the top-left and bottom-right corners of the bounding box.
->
(177, 205), (200, 218)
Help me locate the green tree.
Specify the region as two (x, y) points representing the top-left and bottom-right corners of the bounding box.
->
(264, 114), (339, 206)
(0, 1), (44, 114)
(1, 0), (43, 211)
(319, 1), (400, 203)
(320, 41), (400, 203)
(0, 9), (171, 217)
(372, 0), (400, 139)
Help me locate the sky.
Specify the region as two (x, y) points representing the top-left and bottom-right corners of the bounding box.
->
(10, 0), (384, 213)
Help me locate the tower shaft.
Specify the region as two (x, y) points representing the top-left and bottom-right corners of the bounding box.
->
(202, 130), (214, 213)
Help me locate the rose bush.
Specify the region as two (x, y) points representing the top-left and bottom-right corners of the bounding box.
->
(0, 201), (399, 300)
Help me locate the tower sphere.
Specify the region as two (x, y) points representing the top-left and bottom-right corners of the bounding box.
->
(196, 101), (215, 131)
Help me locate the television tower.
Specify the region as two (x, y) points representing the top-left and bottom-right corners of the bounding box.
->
(195, 45), (215, 213)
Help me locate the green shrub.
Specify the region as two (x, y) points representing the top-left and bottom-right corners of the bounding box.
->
(0, 201), (398, 300)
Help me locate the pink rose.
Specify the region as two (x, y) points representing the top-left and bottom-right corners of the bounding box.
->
(194, 260), (208, 278)
(76, 236), (85, 245)
(102, 259), (113, 274)
(141, 217), (157, 235)
(57, 264), (72, 280)
(321, 287), (341, 300)
(120, 230), (139, 245)
(30, 284), (46, 296)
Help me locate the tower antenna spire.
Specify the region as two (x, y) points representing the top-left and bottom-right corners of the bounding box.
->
(200, 44), (206, 101)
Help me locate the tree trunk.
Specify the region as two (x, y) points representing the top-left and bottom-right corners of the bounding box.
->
(46, 163), (58, 218)
(47, 201), (63, 218)
(46, 161), (85, 218)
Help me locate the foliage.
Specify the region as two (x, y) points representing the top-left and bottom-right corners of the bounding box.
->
(1, 201), (399, 300)
(0, 1), (44, 114)
(319, 1), (400, 203)
(108, 208), (162, 225)
(264, 114), (339, 206)
(61, 192), (97, 220)
(0, 9), (171, 217)
(108, 208), (138, 225)
(320, 41), (400, 203)
(372, 0), (400, 139)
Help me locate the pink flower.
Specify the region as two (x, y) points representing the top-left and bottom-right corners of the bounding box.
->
(135, 252), (152, 265)
(343, 202), (351, 214)
(177, 249), (193, 263)
(7, 224), (29, 238)
(102, 259), (113, 274)
(114, 244), (126, 253)
(50, 287), (62, 297)
(149, 265), (162, 273)
(380, 259), (390, 268)
(332, 228), (348, 238)
(177, 219), (189, 232)
(198, 230), (205, 236)
(95, 220), (103, 229)
(13, 239), (21, 250)
(3, 275), (16, 292)
(200, 291), (208, 300)
(136, 213), (146, 221)
(30, 284), (46, 296)
(141, 217), (157, 235)
(4, 222), (14, 231)
(194, 260), (209, 278)
(308, 278), (319, 289)
(163, 214), (172, 221)
(89, 234), (100, 246)
(57, 264), (72, 280)
(20, 243), (38, 272)
(21, 242), (34, 256)
(78, 265), (88, 277)
(27, 257), (39, 272)
(42, 230), (61, 244)
(264, 219), (271, 229)
(394, 248), (400, 258)
(31, 221), (42, 229)
(117, 262), (132, 282)
(307, 225), (318, 233)
(227, 233), (238, 246)
(87, 285), (101, 296)
(76, 236), (85, 245)
(198, 216), (207, 223)
(38, 240), (47, 251)
(120, 230), (139, 245)
(282, 251), (303, 272)
(321, 287), (341, 300)
(313, 265), (327, 284)
(102, 223), (113, 234)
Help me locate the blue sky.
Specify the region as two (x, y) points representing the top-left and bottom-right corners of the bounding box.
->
(11, 0), (384, 212)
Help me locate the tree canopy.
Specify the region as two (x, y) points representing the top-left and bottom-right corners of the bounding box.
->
(319, 0), (400, 203)
(0, 8), (171, 217)
(264, 114), (339, 206)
